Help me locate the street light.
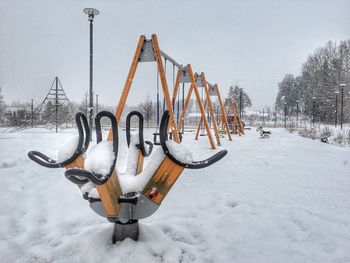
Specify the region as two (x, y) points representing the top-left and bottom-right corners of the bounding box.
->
(312, 97), (316, 127)
(339, 84), (346, 129)
(83, 7), (100, 140)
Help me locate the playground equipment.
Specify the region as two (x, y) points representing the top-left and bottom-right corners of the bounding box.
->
(194, 73), (232, 144)
(256, 126), (271, 139)
(174, 66), (216, 149)
(226, 98), (245, 136)
(28, 34), (228, 242)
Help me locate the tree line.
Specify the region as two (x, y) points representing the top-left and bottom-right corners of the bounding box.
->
(275, 40), (350, 123)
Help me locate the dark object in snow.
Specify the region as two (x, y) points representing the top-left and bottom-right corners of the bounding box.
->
(256, 126), (271, 139)
(320, 136), (328, 143)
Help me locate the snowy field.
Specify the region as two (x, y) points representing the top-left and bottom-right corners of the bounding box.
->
(1, 127), (350, 263)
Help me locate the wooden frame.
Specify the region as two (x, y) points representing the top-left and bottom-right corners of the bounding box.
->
(194, 73), (233, 144)
(174, 66), (216, 149)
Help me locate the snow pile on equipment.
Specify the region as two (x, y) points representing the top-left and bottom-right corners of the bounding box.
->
(166, 140), (193, 163)
(27, 110), (228, 243)
(57, 135), (79, 162)
(85, 141), (114, 177)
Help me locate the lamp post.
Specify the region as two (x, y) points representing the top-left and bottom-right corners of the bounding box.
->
(312, 97), (316, 127)
(340, 84), (346, 129)
(83, 7), (100, 140)
(296, 100), (300, 127)
(334, 91), (339, 127)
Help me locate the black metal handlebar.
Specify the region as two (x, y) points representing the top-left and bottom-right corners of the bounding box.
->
(126, 111), (153, 157)
(27, 112), (90, 168)
(159, 110), (227, 169)
(65, 111), (119, 185)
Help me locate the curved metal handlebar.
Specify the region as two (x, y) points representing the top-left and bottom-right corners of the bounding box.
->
(159, 110), (227, 169)
(65, 111), (119, 185)
(27, 112), (90, 168)
(126, 111), (153, 157)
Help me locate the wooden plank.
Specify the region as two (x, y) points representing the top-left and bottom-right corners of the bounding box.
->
(172, 69), (181, 110)
(152, 34), (180, 143)
(215, 84), (232, 140)
(201, 73), (221, 146)
(95, 171), (122, 217)
(142, 157), (184, 205)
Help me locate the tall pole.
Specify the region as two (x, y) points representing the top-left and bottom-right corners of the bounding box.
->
(340, 85), (345, 129)
(182, 82), (185, 134)
(239, 89), (243, 119)
(55, 76), (58, 133)
(296, 101), (299, 127)
(83, 8), (100, 140)
(31, 98), (34, 128)
(335, 92), (338, 128)
(312, 97), (316, 127)
(96, 94), (99, 114)
(284, 104), (287, 128)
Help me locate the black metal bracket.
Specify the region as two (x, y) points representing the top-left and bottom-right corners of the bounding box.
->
(65, 111), (119, 185)
(126, 111), (153, 157)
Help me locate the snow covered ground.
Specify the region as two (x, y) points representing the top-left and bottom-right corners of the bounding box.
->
(1, 127), (350, 263)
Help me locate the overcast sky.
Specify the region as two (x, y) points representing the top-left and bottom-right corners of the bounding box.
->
(0, 0), (349, 109)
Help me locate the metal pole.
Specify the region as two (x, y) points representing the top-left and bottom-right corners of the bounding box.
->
(335, 94), (338, 127)
(284, 105), (287, 128)
(312, 100), (315, 127)
(96, 94), (99, 114)
(89, 19), (93, 139)
(341, 86), (344, 129)
(84, 8), (100, 139)
(296, 101), (299, 127)
(31, 98), (34, 128)
(182, 83), (185, 134)
(55, 76), (58, 133)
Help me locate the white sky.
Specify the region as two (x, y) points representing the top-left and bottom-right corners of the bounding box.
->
(0, 0), (349, 109)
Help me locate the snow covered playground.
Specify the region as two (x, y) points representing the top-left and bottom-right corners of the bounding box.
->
(1, 125), (350, 262)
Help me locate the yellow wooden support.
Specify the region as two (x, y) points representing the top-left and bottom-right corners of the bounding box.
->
(215, 84), (232, 140)
(187, 65), (216, 149)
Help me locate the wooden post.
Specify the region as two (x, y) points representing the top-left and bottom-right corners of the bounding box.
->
(195, 99), (207, 140)
(152, 34), (180, 143)
(201, 73), (221, 146)
(177, 83), (194, 131)
(187, 65), (216, 149)
(172, 69), (181, 109)
(215, 84), (232, 140)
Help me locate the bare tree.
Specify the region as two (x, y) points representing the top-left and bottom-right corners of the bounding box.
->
(0, 86), (5, 123)
(139, 95), (155, 128)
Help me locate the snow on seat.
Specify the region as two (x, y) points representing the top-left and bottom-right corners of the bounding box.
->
(85, 141), (115, 179)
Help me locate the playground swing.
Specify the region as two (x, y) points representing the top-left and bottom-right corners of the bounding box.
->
(195, 79), (232, 141)
(173, 66), (216, 149)
(27, 34), (228, 242)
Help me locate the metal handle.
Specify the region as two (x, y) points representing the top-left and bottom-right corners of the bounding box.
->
(27, 112), (90, 168)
